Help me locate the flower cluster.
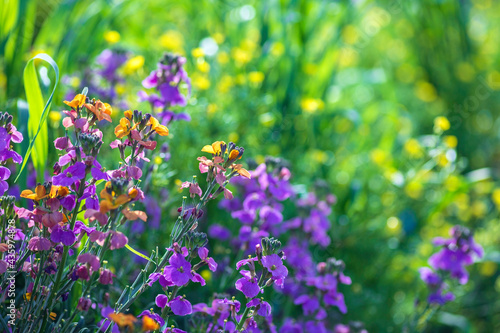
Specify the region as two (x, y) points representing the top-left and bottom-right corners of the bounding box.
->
(419, 225), (483, 305)
(139, 52), (191, 123)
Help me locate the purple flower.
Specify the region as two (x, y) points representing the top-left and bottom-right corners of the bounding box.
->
(91, 160), (110, 181)
(138, 310), (165, 328)
(155, 294), (169, 308)
(246, 298), (272, 317)
(99, 269), (116, 285)
(77, 253), (100, 272)
(208, 224), (231, 240)
(294, 295), (319, 315)
(51, 225), (76, 246)
(53, 162), (86, 186)
(428, 288), (455, 305)
(235, 270), (261, 298)
(262, 254), (288, 281)
(163, 253), (193, 286)
(0, 166), (11, 195)
(324, 290), (347, 314)
(27, 237), (51, 251)
(169, 296), (192, 316)
(198, 247), (218, 272)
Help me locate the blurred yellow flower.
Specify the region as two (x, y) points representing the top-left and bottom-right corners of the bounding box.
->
(217, 51), (230, 64)
(197, 60), (210, 73)
(492, 188), (500, 207)
(445, 175), (461, 191)
(69, 76), (81, 88)
(212, 32), (225, 44)
(116, 84), (126, 95)
(160, 30), (184, 52)
(300, 98), (324, 113)
(405, 180), (423, 199)
(104, 30), (120, 44)
(201, 269), (212, 281)
(436, 153), (449, 167)
(217, 75), (233, 93)
(232, 47), (252, 65)
(415, 81), (437, 102)
(49, 111), (61, 123)
(443, 135), (457, 148)
(404, 138), (423, 158)
(386, 217), (401, 233)
(235, 74), (247, 85)
(270, 42), (285, 57)
(434, 116), (450, 132)
(479, 261), (497, 277)
(207, 103), (217, 115)
(248, 71), (265, 84)
(123, 56), (145, 74)
(193, 74), (210, 90)
(154, 156), (162, 165)
(192, 48), (204, 58)
(471, 200), (487, 218)
(370, 149), (389, 166)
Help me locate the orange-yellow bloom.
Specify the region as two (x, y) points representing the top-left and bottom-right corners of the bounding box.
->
(148, 116), (169, 136)
(64, 94), (86, 109)
(142, 315), (160, 331)
(232, 164), (251, 179)
(84, 101), (112, 122)
(202, 141), (226, 155)
(21, 185), (70, 201)
(109, 313), (137, 330)
(114, 118), (134, 139)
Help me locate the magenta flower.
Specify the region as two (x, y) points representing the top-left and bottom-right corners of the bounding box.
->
(163, 253), (193, 286)
(324, 290), (347, 314)
(77, 253), (100, 272)
(53, 162), (86, 186)
(98, 269), (116, 285)
(246, 298), (272, 317)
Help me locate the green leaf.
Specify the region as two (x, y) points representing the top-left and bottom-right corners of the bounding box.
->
(15, 53), (60, 183)
(124, 244), (156, 264)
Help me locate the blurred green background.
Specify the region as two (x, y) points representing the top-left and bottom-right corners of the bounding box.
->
(2, 0), (500, 331)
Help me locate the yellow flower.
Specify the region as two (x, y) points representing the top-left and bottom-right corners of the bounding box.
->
(49, 111), (61, 123)
(49, 312), (57, 321)
(404, 138), (423, 158)
(415, 81), (437, 102)
(443, 135), (457, 148)
(300, 98), (324, 113)
(197, 60), (210, 73)
(270, 42), (285, 57)
(160, 30), (184, 51)
(114, 117), (133, 139)
(192, 48), (204, 58)
(207, 103), (218, 115)
(231, 47), (251, 65)
(193, 74), (210, 90)
(123, 56), (145, 74)
(434, 116), (450, 132)
(201, 141), (226, 155)
(148, 116), (169, 136)
(201, 269), (212, 281)
(217, 51), (229, 64)
(405, 180), (423, 199)
(248, 71), (265, 84)
(64, 94), (86, 109)
(104, 30), (120, 44)
(492, 188), (500, 207)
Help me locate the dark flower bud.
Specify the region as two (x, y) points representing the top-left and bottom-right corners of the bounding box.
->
(77, 297), (92, 311)
(98, 269), (115, 285)
(53, 162), (62, 175)
(261, 237), (282, 256)
(61, 292), (70, 302)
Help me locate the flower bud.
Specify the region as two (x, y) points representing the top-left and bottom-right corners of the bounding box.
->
(77, 297), (92, 311)
(99, 268), (116, 285)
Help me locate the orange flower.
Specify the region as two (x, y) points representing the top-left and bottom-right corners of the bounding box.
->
(84, 100), (112, 122)
(232, 164), (251, 179)
(114, 117), (134, 139)
(109, 313), (137, 330)
(228, 149), (241, 161)
(21, 185), (70, 201)
(148, 116), (169, 136)
(21, 185), (48, 201)
(201, 141), (226, 155)
(64, 94), (86, 109)
(99, 182), (134, 214)
(142, 315), (160, 331)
